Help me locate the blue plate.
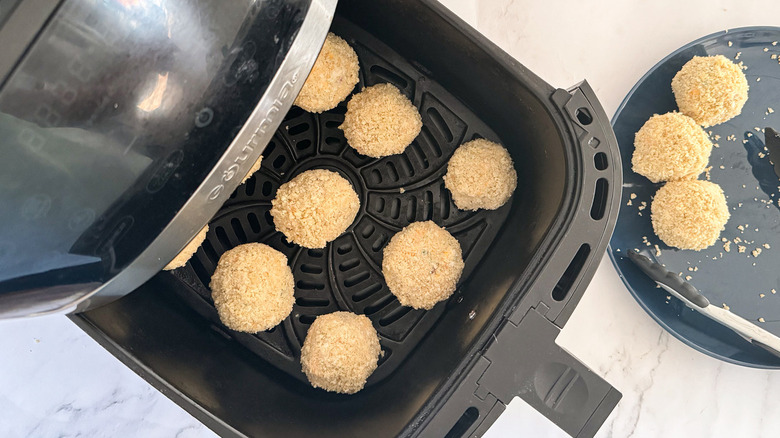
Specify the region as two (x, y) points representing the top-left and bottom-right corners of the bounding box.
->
(609, 27), (780, 368)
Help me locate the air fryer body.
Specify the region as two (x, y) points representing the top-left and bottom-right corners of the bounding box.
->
(0, 0), (336, 318)
(4, 1), (623, 436)
(76, 1), (623, 437)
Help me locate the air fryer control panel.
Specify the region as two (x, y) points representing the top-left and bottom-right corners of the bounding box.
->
(0, 0), (311, 316)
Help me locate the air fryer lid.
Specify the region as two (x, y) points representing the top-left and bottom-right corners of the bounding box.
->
(0, 0), (336, 318)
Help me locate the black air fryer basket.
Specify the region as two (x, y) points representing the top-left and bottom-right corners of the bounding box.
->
(72, 1), (622, 436)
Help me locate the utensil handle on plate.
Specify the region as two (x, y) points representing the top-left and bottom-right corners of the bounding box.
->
(701, 305), (780, 359)
(627, 251), (710, 308)
(627, 252), (780, 360)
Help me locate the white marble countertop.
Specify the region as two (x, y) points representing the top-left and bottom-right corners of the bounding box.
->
(3, 0), (780, 437)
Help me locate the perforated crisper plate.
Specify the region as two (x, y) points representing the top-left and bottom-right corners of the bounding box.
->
(171, 18), (512, 386)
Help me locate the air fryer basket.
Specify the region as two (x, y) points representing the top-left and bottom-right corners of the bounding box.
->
(72, 1), (622, 437)
(173, 16), (511, 386)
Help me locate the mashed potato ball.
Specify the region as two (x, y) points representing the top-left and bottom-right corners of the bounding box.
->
(382, 221), (464, 310)
(294, 33), (359, 113)
(651, 180), (730, 251)
(271, 169), (360, 248)
(300, 311), (381, 394)
(240, 156), (263, 184)
(444, 139), (518, 210)
(163, 225), (208, 271)
(672, 55), (748, 127)
(209, 243), (294, 333)
(340, 83), (422, 157)
(632, 112), (713, 183)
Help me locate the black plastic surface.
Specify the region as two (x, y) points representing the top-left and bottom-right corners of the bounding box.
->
(171, 16), (510, 385)
(74, 1), (620, 437)
(0, 0), (310, 307)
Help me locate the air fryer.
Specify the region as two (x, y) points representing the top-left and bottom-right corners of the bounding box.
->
(2, 0), (623, 437)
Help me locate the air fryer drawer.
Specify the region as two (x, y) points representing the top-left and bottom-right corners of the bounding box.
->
(73, 1), (622, 437)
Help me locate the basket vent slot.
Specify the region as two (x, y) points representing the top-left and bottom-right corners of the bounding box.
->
(552, 244), (591, 302)
(590, 178), (609, 220)
(444, 407), (480, 438)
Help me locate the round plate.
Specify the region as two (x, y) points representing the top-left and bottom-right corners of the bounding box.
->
(609, 26), (780, 368)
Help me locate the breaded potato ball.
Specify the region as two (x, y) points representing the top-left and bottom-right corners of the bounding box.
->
(240, 156), (263, 184)
(443, 139), (518, 210)
(671, 55), (749, 127)
(294, 33), (359, 113)
(340, 83), (422, 157)
(632, 112), (713, 183)
(209, 243), (295, 333)
(651, 180), (730, 251)
(163, 225), (208, 271)
(300, 311), (381, 394)
(382, 221), (464, 309)
(271, 169), (360, 248)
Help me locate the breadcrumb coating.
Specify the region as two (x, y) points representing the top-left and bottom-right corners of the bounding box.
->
(209, 243), (295, 333)
(632, 112), (712, 183)
(651, 180), (730, 250)
(294, 33), (359, 113)
(340, 83), (422, 157)
(163, 225), (208, 271)
(672, 55), (748, 127)
(300, 312), (381, 394)
(382, 221), (464, 309)
(271, 169), (360, 248)
(240, 156), (263, 184)
(444, 139), (517, 210)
